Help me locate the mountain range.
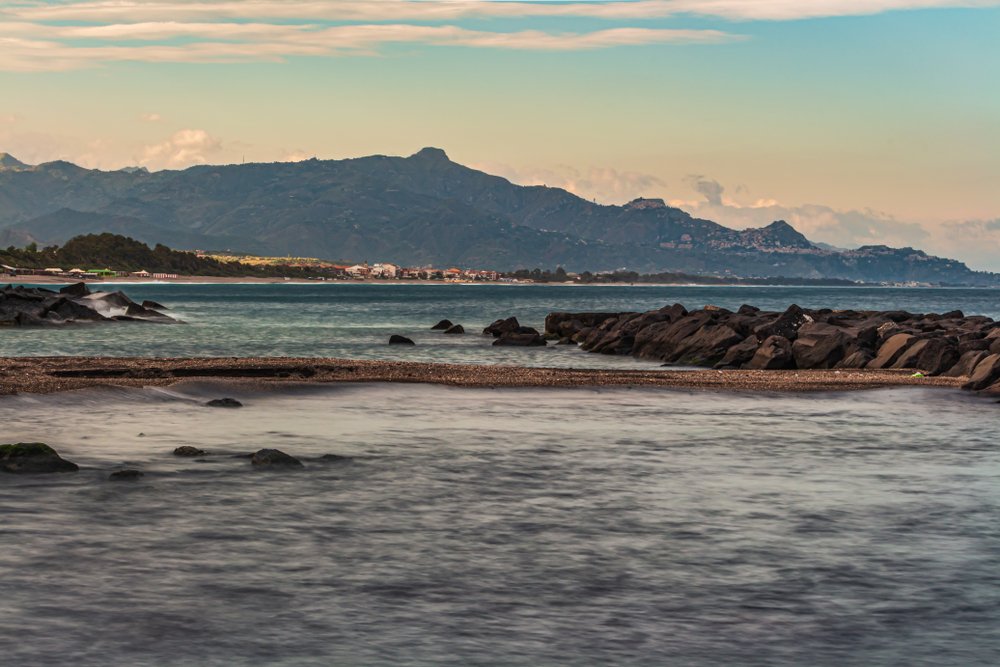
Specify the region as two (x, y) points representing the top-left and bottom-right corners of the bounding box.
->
(0, 148), (994, 285)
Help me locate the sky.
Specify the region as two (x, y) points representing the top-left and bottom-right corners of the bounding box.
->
(1, 0), (998, 268)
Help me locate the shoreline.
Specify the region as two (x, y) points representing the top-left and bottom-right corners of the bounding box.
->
(0, 356), (969, 396)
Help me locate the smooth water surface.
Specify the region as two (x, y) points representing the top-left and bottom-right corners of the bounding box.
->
(2, 383), (999, 666)
(3, 283), (1000, 365)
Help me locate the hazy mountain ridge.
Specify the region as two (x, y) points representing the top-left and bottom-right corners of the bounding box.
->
(0, 148), (994, 285)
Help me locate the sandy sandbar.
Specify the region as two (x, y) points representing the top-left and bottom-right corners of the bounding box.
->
(0, 356), (967, 396)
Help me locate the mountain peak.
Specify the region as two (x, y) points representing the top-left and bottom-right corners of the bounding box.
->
(625, 197), (667, 210)
(0, 152), (28, 170)
(410, 147), (450, 162)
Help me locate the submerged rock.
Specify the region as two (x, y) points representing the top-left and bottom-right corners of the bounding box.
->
(483, 316), (521, 337)
(389, 334), (415, 345)
(493, 332), (547, 347)
(443, 324), (465, 335)
(173, 446), (207, 457)
(0, 442), (79, 474)
(205, 398), (243, 409)
(430, 319), (453, 330)
(251, 448), (304, 468)
(109, 469), (144, 480)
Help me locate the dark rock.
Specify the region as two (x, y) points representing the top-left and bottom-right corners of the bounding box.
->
(963, 354), (1000, 391)
(943, 350), (987, 378)
(59, 282), (91, 297)
(484, 316), (521, 337)
(669, 324), (743, 366)
(753, 304), (812, 342)
(836, 349), (874, 369)
(556, 337), (575, 345)
(142, 300), (168, 310)
(319, 454), (351, 462)
(493, 332), (547, 347)
(173, 446), (207, 457)
(715, 335), (759, 369)
(443, 324), (465, 335)
(0, 442), (79, 474)
(389, 334), (415, 345)
(867, 333), (916, 369)
(109, 469), (144, 480)
(431, 319), (453, 330)
(891, 337), (959, 375)
(745, 335), (795, 370)
(737, 304), (760, 315)
(791, 322), (849, 369)
(206, 398), (243, 408)
(544, 312), (623, 338)
(251, 448), (304, 468)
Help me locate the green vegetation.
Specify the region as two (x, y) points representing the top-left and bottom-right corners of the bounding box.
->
(0, 233), (325, 278)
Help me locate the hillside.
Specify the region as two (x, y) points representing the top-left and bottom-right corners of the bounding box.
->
(0, 148), (995, 285)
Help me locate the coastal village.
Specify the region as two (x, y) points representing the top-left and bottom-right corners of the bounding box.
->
(0, 257), (504, 282)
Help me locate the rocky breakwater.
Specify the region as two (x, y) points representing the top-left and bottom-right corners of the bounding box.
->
(0, 283), (178, 326)
(545, 304), (1000, 392)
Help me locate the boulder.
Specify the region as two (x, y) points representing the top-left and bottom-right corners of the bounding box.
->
(59, 282), (91, 297)
(142, 300), (168, 310)
(753, 304), (812, 342)
(389, 334), (415, 345)
(963, 354), (1000, 391)
(493, 332), (547, 347)
(715, 335), (760, 369)
(430, 319), (453, 330)
(867, 333), (916, 369)
(109, 469), (144, 480)
(483, 316), (521, 337)
(943, 350), (987, 378)
(745, 335), (795, 370)
(545, 312), (624, 337)
(251, 448), (304, 468)
(206, 398), (243, 408)
(668, 324), (743, 366)
(835, 349), (874, 369)
(0, 443), (79, 474)
(173, 446), (207, 457)
(890, 337), (959, 375)
(791, 322), (849, 369)
(443, 324), (465, 335)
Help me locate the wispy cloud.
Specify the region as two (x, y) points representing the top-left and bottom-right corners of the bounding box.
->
(476, 161), (668, 204)
(6, 1), (999, 23)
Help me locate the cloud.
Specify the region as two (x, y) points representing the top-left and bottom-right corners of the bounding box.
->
(139, 112), (161, 122)
(5, 1), (999, 23)
(278, 150), (312, 162)
(477, 161), (668, 205)
(140, 128), (223, 169)
(686, 175), (725, 206)
(0, 23), (739, 71)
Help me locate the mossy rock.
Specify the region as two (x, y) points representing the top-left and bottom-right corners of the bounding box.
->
(0, 442), (79, 474)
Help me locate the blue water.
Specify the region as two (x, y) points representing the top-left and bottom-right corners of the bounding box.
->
(3, 283), (999, 364)
(1, 382), (999, 666)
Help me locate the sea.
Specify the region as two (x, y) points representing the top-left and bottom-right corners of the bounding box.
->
(2, 283), (1000, 666)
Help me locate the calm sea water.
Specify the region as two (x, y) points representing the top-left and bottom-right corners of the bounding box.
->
(1, 382), (999, 666)
(4, 283), (1000, 365)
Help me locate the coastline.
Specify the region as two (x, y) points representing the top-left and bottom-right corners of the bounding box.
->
(0, 356), (968, 396)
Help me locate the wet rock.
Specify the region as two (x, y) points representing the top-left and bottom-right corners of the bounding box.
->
(206, 398), (243, 408)
(745, 335), (795, 370)
(835, 349), (874, 369)
(715, 335), (759, 369)
(890, 337), (959, 375)
(753, 304), (812, 342)
(556, 337), (575, 345)
(867, 333), (916, 369)
(963, 354), (1000, 391)
(389, 334), (415, 345)
(943, 350), (987, 378)
(251, 448), (304, 468)
(443, 324), (465, 335)
(0, 442), (79, 474)
(791, 322), (849, 369)
(173, 446), (207, 457)
(142, 300), (168, 310)
(668, 324), (743, 366)
(109, 469), (144, 480)
(430, 319), (453, 330)
(483, 316), (521, 337)
(59, 282), (91, 297)
(493, 332), (547, 347)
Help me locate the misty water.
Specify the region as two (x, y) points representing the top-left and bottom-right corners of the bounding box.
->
(3, 283), (1000, 366)
(2, 382), (999, 666)
(3, 283), (1000, 665)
